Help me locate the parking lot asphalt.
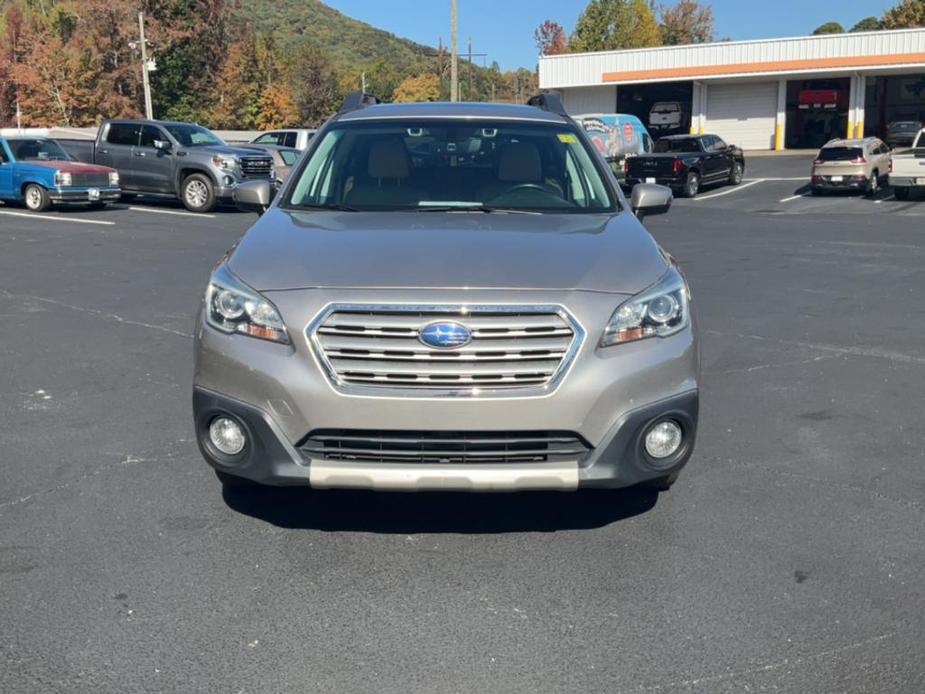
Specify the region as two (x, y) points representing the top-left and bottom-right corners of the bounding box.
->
(2, 156), (925, 693)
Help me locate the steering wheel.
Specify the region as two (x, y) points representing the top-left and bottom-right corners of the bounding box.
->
(502, 183), (550, 195)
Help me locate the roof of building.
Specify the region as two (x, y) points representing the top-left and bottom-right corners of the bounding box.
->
(539, 27), (925, 88)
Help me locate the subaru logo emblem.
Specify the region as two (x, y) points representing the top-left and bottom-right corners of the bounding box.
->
(419, 321), (472, 349)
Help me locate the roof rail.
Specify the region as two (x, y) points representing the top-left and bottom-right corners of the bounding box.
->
(338, 91), (381, 114)
(526, 92), (568, 118)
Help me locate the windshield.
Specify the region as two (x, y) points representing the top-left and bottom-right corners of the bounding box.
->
(655, 138), (701, 153)
(818, 147), (863, 162)
(164, 124), (225, 147)
(285, 120), (617, 213)
(279, 150), (300, 166)
(889, 122), (921, 132)
(8, 139), (72, 162)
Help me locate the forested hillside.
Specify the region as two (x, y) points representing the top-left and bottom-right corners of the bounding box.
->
(0, 0), (536, 129)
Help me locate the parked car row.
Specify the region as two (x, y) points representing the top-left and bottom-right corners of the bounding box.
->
(0, 122), (308, 214)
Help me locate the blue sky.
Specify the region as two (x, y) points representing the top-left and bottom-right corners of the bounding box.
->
(326, 0), (897, 70)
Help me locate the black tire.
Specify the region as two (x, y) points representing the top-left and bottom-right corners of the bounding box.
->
(640, 470), (681, 491)
(215, 469), (260, 489)
(181, 173), (217, 213)
(23, 183), (51, 212)
(728, 161), (744, 185)
(682, 172), (700, 198)
(895, 187), (910, 201)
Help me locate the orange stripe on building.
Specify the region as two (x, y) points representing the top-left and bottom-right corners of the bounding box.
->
(602, 53), (925, 83)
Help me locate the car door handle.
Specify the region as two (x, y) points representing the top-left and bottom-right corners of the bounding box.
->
(99, 148), (109, 155)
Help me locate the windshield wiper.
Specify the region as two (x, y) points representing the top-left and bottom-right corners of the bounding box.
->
(414, 205), (541, 215)
(293, 203), (360, 212)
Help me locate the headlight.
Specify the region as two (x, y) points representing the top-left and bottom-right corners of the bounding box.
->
(54, 171), (72, 186)
(109, 171), (120, 185)
(212, 155), (237, 171)
(601, 266), (690, 347)
(205, 264), (289, 344)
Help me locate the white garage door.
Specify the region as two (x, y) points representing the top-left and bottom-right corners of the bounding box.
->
(706, 82), (777, 150)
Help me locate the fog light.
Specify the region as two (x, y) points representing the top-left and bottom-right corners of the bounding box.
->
(645, 420), (683, 459)
(223, 175), (235, 186)
(209, 416), (246, 456)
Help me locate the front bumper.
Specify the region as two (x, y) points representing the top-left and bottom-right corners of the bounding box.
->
(193, 386), (698, 491)
(49, 185), (121, 203)
(193, 287), (700, 491)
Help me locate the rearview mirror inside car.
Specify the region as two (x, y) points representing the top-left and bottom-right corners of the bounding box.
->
(234, 180), (275, 215)
(631, 183), (673, 221)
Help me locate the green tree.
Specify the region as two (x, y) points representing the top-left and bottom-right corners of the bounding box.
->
(812, 21), (845, 34)
(882, 0), (925, 28)
(659, 1), (715, 45)
(284, 39), (340, 126)
(850, 16), (883, 31)
(570, 0), (661, 52)
(392, 72), (440, 103)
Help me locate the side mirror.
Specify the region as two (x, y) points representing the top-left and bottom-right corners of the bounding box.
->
(234, 180), (274, 215)
(153, 140), (171, 151)
(631, 183), (673, 221)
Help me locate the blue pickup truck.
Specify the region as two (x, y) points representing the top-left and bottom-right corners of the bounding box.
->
(0, 137), (121, 212)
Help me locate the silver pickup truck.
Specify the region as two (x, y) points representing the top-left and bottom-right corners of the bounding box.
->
(72, 120), (275, 212)
(889, 128), (925, 200)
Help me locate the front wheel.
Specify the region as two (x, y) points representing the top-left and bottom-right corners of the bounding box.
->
(181, 173), (217, 213)
(681, 172), (700, 198)
(728, 161), (744, 185)
(23, 183), (51, 212)
(894, 187), (910, 201)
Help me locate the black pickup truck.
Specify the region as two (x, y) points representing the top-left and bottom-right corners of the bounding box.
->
(625, 134), (745, 197)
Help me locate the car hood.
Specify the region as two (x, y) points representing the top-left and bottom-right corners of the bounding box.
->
(227, 208), (668, 294)
(18, 160), (115, 175)
(197, 145), (271, 158)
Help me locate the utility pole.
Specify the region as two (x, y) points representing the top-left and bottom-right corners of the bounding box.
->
(467, 36), (472, 101)
(450, 0), (458, 102)
(361, 71), (366, 94)
(138, 12), (153, 120)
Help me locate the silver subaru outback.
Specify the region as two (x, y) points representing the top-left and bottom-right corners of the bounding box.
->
(193, 94), (699, 493)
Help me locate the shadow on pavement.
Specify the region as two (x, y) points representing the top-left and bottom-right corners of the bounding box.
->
(222, 486), (660, 533)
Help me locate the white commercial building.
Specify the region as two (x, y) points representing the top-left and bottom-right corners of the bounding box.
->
(538, 28), (925, 150)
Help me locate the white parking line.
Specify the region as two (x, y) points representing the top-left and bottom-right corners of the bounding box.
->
(745, 177), (807, 182)
(129, 206), (215, 219)
(779, 193), (809, 203)
(0, 210), (114, 226)
(695, 179), (764, 201)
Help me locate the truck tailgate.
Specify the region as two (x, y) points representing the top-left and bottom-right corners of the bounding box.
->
(627, 155), (678, 179)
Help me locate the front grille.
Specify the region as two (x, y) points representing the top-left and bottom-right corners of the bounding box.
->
(240, 156), (273, 178)
(309, 305), (583, 394)
(300, 430), (591, 464)
(70, 173), (110, 187)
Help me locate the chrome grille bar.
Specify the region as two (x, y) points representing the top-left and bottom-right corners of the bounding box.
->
(307, 304), (584, 397)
